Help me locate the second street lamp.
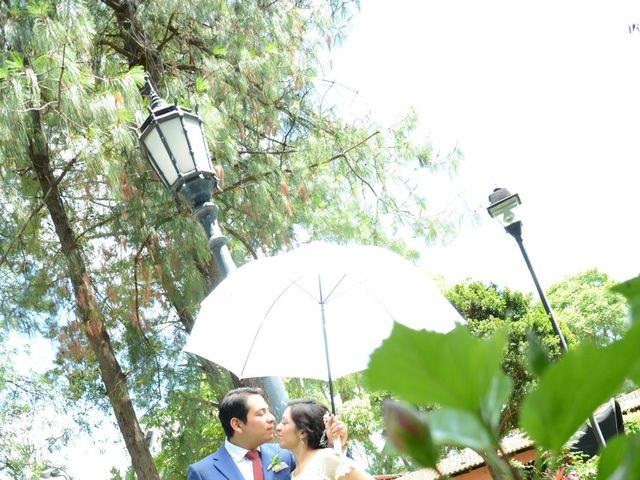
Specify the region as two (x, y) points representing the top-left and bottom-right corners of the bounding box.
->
(486, 188), (567, 351)
(138, 79), (288, 418)
(487, 186), (607, 449)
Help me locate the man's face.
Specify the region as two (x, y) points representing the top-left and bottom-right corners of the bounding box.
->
(233, 394), (276, 449)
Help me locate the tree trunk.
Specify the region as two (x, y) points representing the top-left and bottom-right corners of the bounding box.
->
(28, 109), (160, 480)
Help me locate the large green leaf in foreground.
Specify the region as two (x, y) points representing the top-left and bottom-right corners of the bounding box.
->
(425, 407), (496, 451)
(365, 323), (511, 428)
(520, 323), (640, 453)
(596, 433), (640, 480)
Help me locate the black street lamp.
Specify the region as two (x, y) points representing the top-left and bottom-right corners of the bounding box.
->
(138, 80), (234, 276)
(487, 187), (606, 449)
(138, 79), (288, 417)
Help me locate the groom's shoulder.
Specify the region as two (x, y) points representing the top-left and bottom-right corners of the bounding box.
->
(261, 442), (285, 454)
(188, 446), (227, 475)
(261, 443), (294, 461)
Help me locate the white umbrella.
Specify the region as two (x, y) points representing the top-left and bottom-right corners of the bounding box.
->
(184, 241), (464, 410)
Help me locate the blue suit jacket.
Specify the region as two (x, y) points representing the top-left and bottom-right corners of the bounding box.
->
(187, 442), (295, 480)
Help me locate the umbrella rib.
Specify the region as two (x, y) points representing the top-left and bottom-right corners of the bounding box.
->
(330, 278), (399, 320)
(321, 275), (393, 311)
(363, 284), (397, 319)
(290, 277), (323, 302)
(322, 274), (347, 303)
(240, 276), (307, 377)
(322, 275), (379, 304)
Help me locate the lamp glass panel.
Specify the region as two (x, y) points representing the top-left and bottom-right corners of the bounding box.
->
(142, 127), (178, 186)
(496, 211), (519, 227)
(159, 115), (195, 175)
(183, 115), (212, 173)
(488, 196), (520, 218)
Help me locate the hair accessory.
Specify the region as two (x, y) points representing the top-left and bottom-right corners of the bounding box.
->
(321, 411), (331, 447)
(319, 429), (328, 447)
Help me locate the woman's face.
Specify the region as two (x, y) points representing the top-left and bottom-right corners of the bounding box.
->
(276, 407), (300, 450)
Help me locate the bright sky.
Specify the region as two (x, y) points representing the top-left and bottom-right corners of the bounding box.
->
(327, 0), (640, 292)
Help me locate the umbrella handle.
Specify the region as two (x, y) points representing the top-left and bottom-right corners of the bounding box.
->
(333, 437), (342, 453)
(324, 411), (343, 453)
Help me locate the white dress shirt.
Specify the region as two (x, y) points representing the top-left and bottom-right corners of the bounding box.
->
(225, 439), (261, 480)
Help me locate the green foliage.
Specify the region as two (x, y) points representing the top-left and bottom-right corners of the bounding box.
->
(596, 433), (640, 479)
(612, 276), (640, 325)
(446, 281), (565, 430)
(548, 269), (629, 345)
(366, 275), (640, 479)
(367, 323), (510, 421)
(548, 451), (599, 480)
(143, 362), (230, 478)
(446, 281), (531, 324)
(526, 330), (553, 378)
(365, 323), (512, 470)
(623, 411), (640, 435)
(520, 324), (640, 453)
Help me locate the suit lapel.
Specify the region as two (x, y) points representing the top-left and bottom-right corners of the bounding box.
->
(261, 447), (275, 480)
(212, 445), (246, 480)
(260, 444), (294, 480)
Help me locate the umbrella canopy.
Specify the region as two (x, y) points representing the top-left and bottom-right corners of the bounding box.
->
(184, 242), (464, 384)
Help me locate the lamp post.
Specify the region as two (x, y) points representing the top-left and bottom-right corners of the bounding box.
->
(138, 79), (288, 418)
(487, 187), (606, 449)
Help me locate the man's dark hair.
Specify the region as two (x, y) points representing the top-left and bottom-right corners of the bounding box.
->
(219, 387), (265, 438)
(287, 399), (329, 449)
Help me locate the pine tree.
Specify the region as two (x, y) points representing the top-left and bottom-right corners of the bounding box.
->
(0, 1), (461, 476)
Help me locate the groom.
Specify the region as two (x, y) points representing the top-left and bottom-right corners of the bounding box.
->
(187, 387), (347, 480)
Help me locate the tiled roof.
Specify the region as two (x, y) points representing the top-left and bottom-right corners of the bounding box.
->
(393, 431), (533, 480)
(618, 388), (640, 413)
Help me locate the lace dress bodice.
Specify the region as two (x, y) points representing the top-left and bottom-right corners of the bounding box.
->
(292, 449), (356, 480)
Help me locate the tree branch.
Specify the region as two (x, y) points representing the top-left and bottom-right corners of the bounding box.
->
(237, 149), (296, 155)
(96, 39), (131, 58)
(223, 223), (258, 259)
(0, 156), (80, 269)
(223, 131), (380, 193)
(341, 154), (376, 197)
(156, 11), (176, 52)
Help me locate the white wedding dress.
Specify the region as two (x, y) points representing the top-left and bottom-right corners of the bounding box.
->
(292, 449), (357, 480)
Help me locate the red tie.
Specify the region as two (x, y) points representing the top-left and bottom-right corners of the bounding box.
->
(246, 450), (264, 480)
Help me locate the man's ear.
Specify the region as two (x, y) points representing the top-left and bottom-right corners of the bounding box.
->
(230, 417), (244, 435)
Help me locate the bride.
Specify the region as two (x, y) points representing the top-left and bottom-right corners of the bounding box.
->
(275, 399), (375, 480)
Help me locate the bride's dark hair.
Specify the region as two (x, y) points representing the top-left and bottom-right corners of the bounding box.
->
(287, 399), (329, 449)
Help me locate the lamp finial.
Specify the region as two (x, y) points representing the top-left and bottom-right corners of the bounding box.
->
(143, 76), (169, 111)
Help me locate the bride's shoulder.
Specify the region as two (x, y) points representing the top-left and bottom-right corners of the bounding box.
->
(317, 448), (342, 460)
(318, 448), (338, 456)
(316, 449), (356, 479)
